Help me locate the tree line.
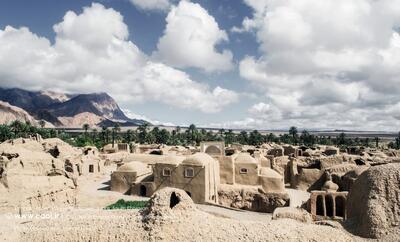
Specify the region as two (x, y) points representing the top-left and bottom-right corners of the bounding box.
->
(0, 121), (395, 149)
(73, 124), (399, 149)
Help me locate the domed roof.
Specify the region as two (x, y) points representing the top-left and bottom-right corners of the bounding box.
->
(117, 161), (150, 175)
(182, 153), (215, 166)
(322, 180), (339, 192)
(259, 167), (282, 178)
(156, 155), (185, 165)
(234, 152), (257, 164)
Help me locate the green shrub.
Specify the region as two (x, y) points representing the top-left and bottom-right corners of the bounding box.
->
(105, 199), (147, 210)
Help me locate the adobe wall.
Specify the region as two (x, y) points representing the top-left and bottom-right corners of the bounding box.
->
(234, 163), (259, 185)
(218, 156), (235, 184)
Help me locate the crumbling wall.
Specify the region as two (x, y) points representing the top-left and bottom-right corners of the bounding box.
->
(346, 163), (400, 238)
(218, 184), (289, 213)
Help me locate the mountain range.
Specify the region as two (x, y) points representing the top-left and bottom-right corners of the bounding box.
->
(0, 87), (147, 128)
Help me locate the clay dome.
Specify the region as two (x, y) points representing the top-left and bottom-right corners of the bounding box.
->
(259, 167), (282, 178)
(157, 155), (185, 165)
(182, 153), (215, 166)
(117, 161), (150, 174)
(234, 152), (257, 164)
(322, 180), (339, 192)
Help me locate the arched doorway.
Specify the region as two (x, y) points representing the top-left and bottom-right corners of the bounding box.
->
(325, 195), (334, 217)
(335, 196), (346, 218)
(316, 195), (324, 216)
(169, 192), (180, 208)
(139, 185), (147, 196)
(205, 145), (221, 156)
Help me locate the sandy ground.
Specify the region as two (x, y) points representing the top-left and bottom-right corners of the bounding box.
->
(197, 204), (272, 221)
(74, 165), (148, 208)
(0, 206), (368, 242)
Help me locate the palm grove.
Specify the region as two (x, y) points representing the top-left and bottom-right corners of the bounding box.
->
(1, 121), (398, 149)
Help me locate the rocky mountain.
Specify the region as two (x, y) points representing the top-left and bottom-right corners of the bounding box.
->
(0, 101), (39, 126)
(47, 93), (129, 121)
(0, 87), (147, 127)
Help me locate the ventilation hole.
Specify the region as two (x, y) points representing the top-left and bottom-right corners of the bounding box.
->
(169, 192), (180, 209)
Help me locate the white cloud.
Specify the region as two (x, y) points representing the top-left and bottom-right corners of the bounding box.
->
(122, 109), (175, 126)
(154, 0), (233, 72)
(0, 3), (238, 114)
(129, 0), (172, 12)
(231, 0), (400, 130)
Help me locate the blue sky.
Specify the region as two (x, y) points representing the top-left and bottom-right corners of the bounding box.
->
(1, 0), (400, 131)
(0, 0), (261, 126)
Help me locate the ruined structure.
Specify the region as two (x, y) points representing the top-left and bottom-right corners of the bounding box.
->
(110, 161), (152, 194)
(102, 143), (130, 154)
(347, 163), (400, 238)
(310, 191), (348, 220)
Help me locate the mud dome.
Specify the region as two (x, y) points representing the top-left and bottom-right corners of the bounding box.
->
(141, 187), (197, 226)
(347, 163), (400, 239)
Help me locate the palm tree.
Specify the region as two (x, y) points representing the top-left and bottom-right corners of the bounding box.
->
(225, 129), (235, 144)
(289, 126), (298, 138)
(338, 132), (346, 145)
(101, 126), (107, 144)
(188, 124), (197, 144)
(39, 120), (46, 128)
(10, 120), (24, 138)
(91, 128), (97, 143)
(112, 123), (121, 147)
(289, 126), (298, 144)
(125, 129), (133, 143)
(82, 123), (90, 136)
(0, 125), (12, 142)
(218, 128), (225, 138)
(105, 128), (111, 143)
(365, 138), (370, 147)
(138, 123), (149, 144)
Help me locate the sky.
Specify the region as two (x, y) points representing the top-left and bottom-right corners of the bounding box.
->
(1, 0), (400, 131)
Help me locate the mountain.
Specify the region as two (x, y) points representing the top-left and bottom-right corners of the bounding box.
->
(48, 93), (129, 121)
(0, 101), (39, 126)
(0, 87), (147, 127)
(0, 87), (63, 113)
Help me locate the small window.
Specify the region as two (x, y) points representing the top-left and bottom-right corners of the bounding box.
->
(185, 168), (194, 178)
(163, 168), (171, 177)
(239, 168), (248, 174)
(89, 164), (94, 173)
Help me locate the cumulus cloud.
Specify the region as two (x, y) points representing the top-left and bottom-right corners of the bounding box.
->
(154, 0), (233, 72)
(0, 3), (238, 113)
(129, 0), (172, 12)
(231, 0), (400, 130)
